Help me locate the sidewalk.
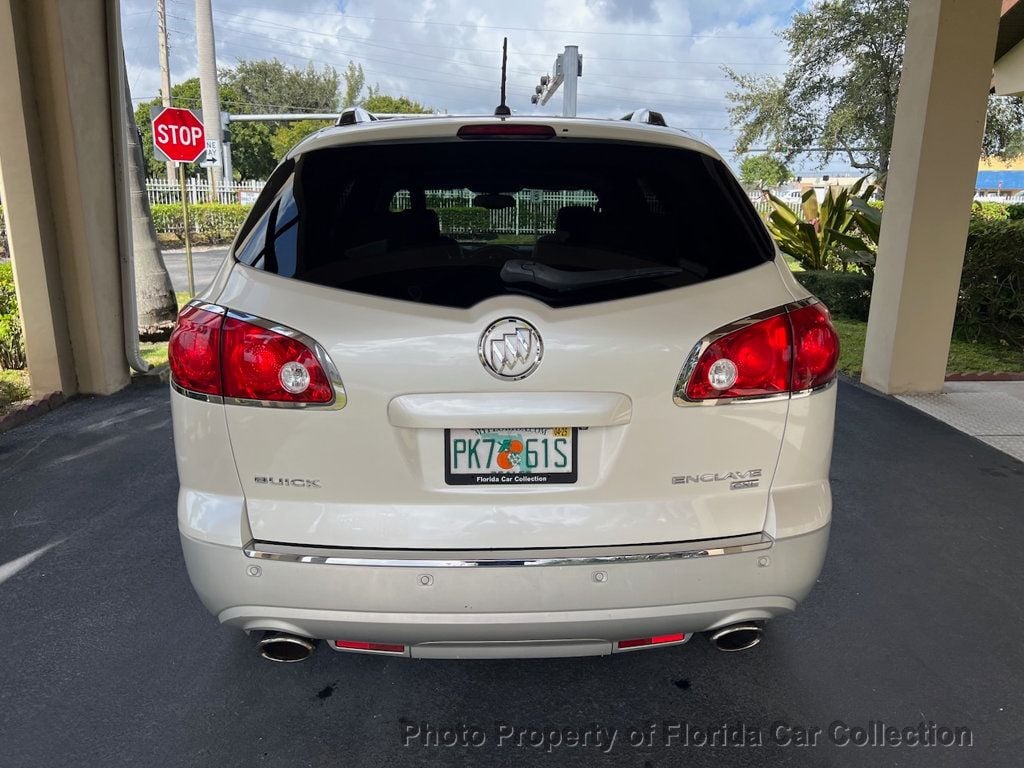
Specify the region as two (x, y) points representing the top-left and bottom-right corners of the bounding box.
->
(897, 381), (1024, 462)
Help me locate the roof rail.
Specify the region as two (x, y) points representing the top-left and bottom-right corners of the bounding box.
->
(621, 109), (667, 127)
(336, 107), (377, 127)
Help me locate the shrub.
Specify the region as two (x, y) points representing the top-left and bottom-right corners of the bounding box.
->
(0, 204), (7, 258)
(436, 206), (490, 234)
(971, 201), (1011, 221)
(150, 203), (252, 245)
(765, 177), (880, 274)
(1007, 203), (1024, 221)
(958, 219), (1024, 348)
(794, 270), (873, 321)
(0, 261), (26, 370)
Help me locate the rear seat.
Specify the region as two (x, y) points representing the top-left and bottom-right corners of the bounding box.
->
(344, 209), (462, 260)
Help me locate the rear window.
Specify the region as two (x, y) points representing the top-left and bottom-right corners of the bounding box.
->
(236, 139), (774, 308)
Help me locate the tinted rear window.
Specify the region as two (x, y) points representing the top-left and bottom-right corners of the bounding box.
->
(237, 140), (773, 308)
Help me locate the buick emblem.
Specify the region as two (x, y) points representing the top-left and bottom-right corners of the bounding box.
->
(479, 318), (543, 380)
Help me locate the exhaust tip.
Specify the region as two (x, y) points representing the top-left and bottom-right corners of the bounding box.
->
(258, 632), (317, 663)
(708, 623), (763, 652)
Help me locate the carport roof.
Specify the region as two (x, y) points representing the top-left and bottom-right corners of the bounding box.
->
(997, 0), (1024, 61)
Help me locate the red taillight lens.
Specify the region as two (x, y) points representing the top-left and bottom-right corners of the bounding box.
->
(220, 317), (333, 403)
(457, 123), (556, 139)
(168, 306), (223, 396)
(618, 633), (686, 649)
(682, 301), (839, 402)
(789, 303), (840, 391)
(169, 305), (336, 404)
(685, 314), (792, 400)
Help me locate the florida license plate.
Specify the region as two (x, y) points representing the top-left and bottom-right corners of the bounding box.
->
(444, 427), (578, 485)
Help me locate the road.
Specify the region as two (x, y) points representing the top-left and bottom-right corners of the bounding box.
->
(1, 381), (1023, 766)
(162, 246), (229, 295)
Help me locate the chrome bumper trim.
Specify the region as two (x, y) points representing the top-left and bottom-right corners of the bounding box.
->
(242, 533), (773, 568)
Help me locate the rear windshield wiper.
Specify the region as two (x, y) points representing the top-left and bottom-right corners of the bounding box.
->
(500, 259), (683, 291)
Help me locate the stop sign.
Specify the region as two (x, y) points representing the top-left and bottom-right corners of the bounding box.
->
(152, 107), (206, 164)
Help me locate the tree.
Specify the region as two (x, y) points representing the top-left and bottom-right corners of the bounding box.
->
(221, 59), (339, 114)
(725, 0), (908, 191)
(271, 119), (332, 160)
(727, 0), (1024, 196)
(122, 69), (177, 341)
(342, 62), (365, 109)
(984, 95), (1024, 159)
(363, 88), (431, 114)
(739, 154), (791, 188)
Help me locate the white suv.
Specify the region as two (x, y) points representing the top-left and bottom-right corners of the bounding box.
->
(169, 111), (838, 662)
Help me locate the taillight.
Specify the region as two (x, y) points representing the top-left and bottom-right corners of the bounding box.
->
(168, 304), (340, 406)
(678, 301), (839, 403)
(168, 305), (223, 396)
(789, 303), (840, 390)
(221, 317), (333, 403)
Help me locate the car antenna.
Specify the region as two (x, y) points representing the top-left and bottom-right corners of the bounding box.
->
(494, 37), (511, 116)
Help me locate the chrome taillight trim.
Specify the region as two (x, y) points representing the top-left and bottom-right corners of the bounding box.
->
(672, 297), (832, 407)
(242, 532), (774, 568)
(170, 301), (347, 410)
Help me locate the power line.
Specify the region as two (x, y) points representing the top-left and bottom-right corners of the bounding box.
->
(166, 0), (780, 40)
(165, 18), (738, 111)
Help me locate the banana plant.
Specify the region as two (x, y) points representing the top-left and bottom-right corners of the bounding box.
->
(765, 176), (882, 276)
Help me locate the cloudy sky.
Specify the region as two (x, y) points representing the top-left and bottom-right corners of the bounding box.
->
(121, 0), (849, 171)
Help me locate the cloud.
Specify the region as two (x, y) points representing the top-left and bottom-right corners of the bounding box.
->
(586, 0), (660, 24)
(121, 0), (804, 164)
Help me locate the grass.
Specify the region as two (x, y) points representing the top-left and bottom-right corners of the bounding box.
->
(0, 368), (30, 416)
(832, 317), (1024, 377)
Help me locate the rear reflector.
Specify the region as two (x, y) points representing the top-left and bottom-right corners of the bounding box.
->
(168, 304), (337, 404)
(680, 300), (839, 402)
(617, 633), (686, 650)
(334, 640), (406, 653)
(457, 124), (556, 139)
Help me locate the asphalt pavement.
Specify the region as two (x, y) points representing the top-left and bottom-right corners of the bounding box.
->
(162, 246), (228, 295)
(1, 381), (1023, 767)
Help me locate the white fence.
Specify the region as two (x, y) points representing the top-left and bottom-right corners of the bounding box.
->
(146, 178), (264, 206)
(394, 189), (601, 235)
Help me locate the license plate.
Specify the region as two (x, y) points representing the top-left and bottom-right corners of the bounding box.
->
(444, 427), (578, 486)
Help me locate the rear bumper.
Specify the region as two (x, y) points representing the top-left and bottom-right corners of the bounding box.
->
(179, 523), (829, 658)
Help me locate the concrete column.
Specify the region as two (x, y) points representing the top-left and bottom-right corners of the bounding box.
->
(0, 0), (130, 397)
(861, 0), (1002, 394)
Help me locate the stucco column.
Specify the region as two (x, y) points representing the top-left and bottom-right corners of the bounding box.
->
(0, 0), (130, 397)
(861, 0), (1002, 394)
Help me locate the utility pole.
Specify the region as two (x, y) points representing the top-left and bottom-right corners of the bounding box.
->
(195, 0), (223, 200)
(531, 45), (582, 117)
(561, 46), (579, 118)
(157, 0), (175, 183)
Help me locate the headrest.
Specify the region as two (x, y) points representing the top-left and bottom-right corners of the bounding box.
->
(555, 206), (596, 234)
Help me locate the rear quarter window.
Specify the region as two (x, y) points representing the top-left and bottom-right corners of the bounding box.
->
(235, 139), (773, 308)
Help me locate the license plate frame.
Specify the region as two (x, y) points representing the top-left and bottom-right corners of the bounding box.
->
(444, 427), (579, 486)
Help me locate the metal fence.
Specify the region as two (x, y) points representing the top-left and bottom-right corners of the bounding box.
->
(394, 189), (600, 235)
(146, 178), (264, 206)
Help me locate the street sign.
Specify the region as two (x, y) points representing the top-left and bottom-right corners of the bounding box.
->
(200, 139), (221, 168)
(151, 107), (206, 164)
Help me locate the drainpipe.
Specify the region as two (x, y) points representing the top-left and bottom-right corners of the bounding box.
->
(106, 0), (151, 374)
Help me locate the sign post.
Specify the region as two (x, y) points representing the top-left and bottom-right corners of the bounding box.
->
(178, 163), (194, 296)
(151, 107), (207, 297)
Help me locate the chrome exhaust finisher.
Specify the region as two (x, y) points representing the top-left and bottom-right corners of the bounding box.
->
(258, 632), (317, 662)
(708, 622), (763, 652)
